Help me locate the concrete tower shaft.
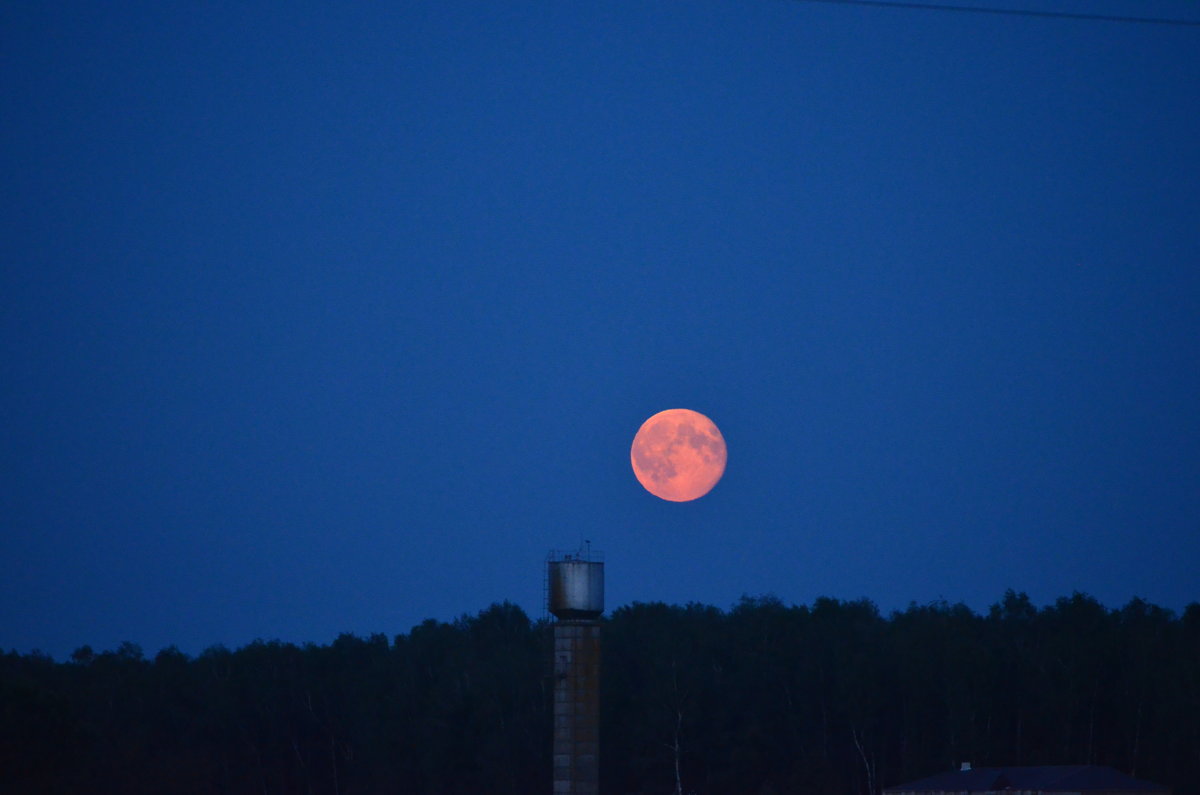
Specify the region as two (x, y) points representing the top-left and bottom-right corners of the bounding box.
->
(553, 621), (600, 794)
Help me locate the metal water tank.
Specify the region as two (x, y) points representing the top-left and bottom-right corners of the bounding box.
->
(548, 558), (604, 620)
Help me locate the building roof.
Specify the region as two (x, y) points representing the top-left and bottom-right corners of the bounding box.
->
(884, 765), (1169, 793)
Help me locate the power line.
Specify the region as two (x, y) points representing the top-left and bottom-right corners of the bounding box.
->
(790, 0), (1200, 27)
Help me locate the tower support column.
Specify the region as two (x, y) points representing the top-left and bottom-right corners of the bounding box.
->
(553, 619), (600, 795)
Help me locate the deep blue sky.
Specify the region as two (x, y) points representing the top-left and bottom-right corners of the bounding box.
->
(3, 1), (1197, 660)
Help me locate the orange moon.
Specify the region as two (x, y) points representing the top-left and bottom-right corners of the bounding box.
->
(630, 409), (727, 502)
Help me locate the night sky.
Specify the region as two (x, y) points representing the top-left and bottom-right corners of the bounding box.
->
(3, 1), (1198, 661)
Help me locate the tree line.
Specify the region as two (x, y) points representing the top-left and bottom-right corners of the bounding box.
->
(1, 591), (1197, 794)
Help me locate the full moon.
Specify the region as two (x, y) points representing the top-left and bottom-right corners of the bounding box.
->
(630, 408), (727, 502)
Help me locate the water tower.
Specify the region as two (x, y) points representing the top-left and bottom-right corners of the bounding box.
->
(547, 548), (604, 795)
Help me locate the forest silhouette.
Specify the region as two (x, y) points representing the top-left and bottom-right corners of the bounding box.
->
(2, 591), (1196, 794)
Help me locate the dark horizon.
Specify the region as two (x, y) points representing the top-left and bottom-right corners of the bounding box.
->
(14, 587), (1198, 663)
(4, 591), (1196, 794)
